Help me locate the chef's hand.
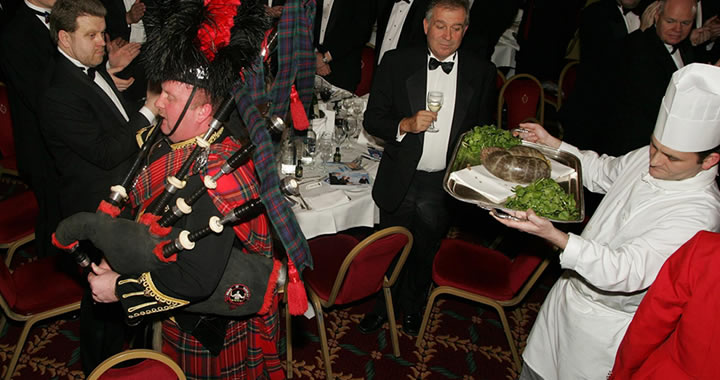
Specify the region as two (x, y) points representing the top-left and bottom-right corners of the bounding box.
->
(513, 122), (562, 149)
(88, 259), (120, 303)
(491, 209), (569, 249)
(399, 110), (437, 134)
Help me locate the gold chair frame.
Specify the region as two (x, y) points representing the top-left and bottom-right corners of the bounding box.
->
(87, 348), (186, 380)
(497, 73), (545, 130)
(286, 226), (413, 380)
(415, 257), (550, 371)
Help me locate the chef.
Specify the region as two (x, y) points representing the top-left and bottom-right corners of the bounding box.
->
(494, 62), (720, 380)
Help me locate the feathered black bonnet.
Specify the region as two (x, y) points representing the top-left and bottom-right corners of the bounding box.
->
(141, 0), (270, 102)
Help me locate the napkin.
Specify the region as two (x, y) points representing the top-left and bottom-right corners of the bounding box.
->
(448, 159), (576, 203)
(303, 189), (350, 211)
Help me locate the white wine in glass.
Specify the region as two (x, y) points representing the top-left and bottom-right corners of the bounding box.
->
(426, 91), (443, 133)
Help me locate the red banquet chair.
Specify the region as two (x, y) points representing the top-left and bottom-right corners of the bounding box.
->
(286, 227), (413, 380)
(354, 44), (376, 97)
(545, 60), (579, 111)
(0, 190), (38, 267)
(415, 238), (550, 371)
(0, 82), (18, 177)
(87, 349), (186, 380)
(497, 73), (545, 130)
(0, 246), (83, 380)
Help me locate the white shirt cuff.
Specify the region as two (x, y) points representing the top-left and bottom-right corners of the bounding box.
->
(395, 121), (406, 142)
(138, 106), (156, 124)
(559, 232), (582, 269)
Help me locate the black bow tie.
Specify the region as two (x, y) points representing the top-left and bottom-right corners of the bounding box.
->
(622, 6), (633, 15)
(86, 67), (96, 80)
(32, 9), (50, 24)
(670, 45), (679, 54)
(429, 57), (454, 74)
(395, 0), (410, 3)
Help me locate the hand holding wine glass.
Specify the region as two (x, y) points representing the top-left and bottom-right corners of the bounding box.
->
(426, 91), (443, 133)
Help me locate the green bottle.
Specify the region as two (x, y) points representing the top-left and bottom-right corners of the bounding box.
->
(333, 147), (341, 163)
(295, 160), (303, 178)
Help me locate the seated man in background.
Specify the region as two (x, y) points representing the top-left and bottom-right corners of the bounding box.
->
(494, 63), (720, 379)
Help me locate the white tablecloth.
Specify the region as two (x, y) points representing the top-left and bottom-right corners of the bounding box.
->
(288, 143), (381, 239)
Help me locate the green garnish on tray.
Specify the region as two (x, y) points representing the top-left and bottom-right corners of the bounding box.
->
(504, 178), (579, 221)
(453, 125), (521, 170)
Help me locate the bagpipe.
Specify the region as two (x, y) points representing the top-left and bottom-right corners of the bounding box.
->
(51, 89), (298, 318)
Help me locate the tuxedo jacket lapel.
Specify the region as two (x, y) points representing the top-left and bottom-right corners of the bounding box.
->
(450, 54), (474, 149)
(60, 57), (129, 123)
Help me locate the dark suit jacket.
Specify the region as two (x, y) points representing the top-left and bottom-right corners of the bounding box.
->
(0, 4), (56, 186)
(561, 0), (630, 150)
(364, 48), (496, 212)
(374, 0), (431, 66)
(315, 0), (374, 92)
(40, 54), (150, 217)
(101, 0), (131, 41)
(610, 26), (695, 156)
(460, 0), (521, 60)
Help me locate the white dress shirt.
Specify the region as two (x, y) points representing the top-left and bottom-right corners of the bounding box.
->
(416, 51), (458, 172)
(123, 0), (146, 43)
(665, 43), (684, 69)
(617, 5), (640, 33)
(318, 0), (335, 45)
(378, 0), (413, 64)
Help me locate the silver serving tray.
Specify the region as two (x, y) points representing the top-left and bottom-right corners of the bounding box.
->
(443, 133), (585, 223)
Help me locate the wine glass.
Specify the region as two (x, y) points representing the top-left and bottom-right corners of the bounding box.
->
(332, 120), (347, 148)
(426, 91), (443, 133)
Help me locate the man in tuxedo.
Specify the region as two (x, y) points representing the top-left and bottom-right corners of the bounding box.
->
(42, 0), (157, 373)
(374, 0), (431, 66)
(610, 0), (697, 156)
(561, 0), (645, 152)
(360, 0), (496, 336)
(0, 0), (62, 257)
(314, 0), (375, 92)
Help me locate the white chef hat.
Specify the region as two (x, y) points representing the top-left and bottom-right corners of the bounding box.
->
(653, 63), (720, 152)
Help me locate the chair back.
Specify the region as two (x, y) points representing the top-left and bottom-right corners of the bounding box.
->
(0, 255), (18, 309)
(354, 45), (376, 97)
(0, 82), (15, 158)
(497, 73), (544, 130)
(88, 349), (186, 380)
(496, 69), (506, 91)
(327, 226), (412, 305)
(557, 60), (578, 109)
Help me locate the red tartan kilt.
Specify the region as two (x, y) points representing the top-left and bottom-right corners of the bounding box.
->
(161, 295), (284, 380)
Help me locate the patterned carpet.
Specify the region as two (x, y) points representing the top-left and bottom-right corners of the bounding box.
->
(0, 178), (560, 380)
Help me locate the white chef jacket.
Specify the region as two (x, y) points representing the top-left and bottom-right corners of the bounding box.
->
(524, 144), (720, 380)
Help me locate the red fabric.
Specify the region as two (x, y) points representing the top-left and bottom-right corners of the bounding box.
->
(97, 200), (121, 217)
(259, 259), (282, 315)
(196, 0), (241, 61)
(354, 46), (375, 96)
(304, 233), (410, 305)
(0, 190), (37, 244)
(432, 239), (542, 301)
(161, 296), (283, 380)
(289, 85), (309, 131)
(502, 77), (542, 130)
(610, 231), (720, 380)
(51, 233), (79, 251)
(0, 156), (17, 171)
(97, 358), (179, 379)
(1, 256), (83, 314)
(286, 259), (308, 315)
(0, 83), (15, 158)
